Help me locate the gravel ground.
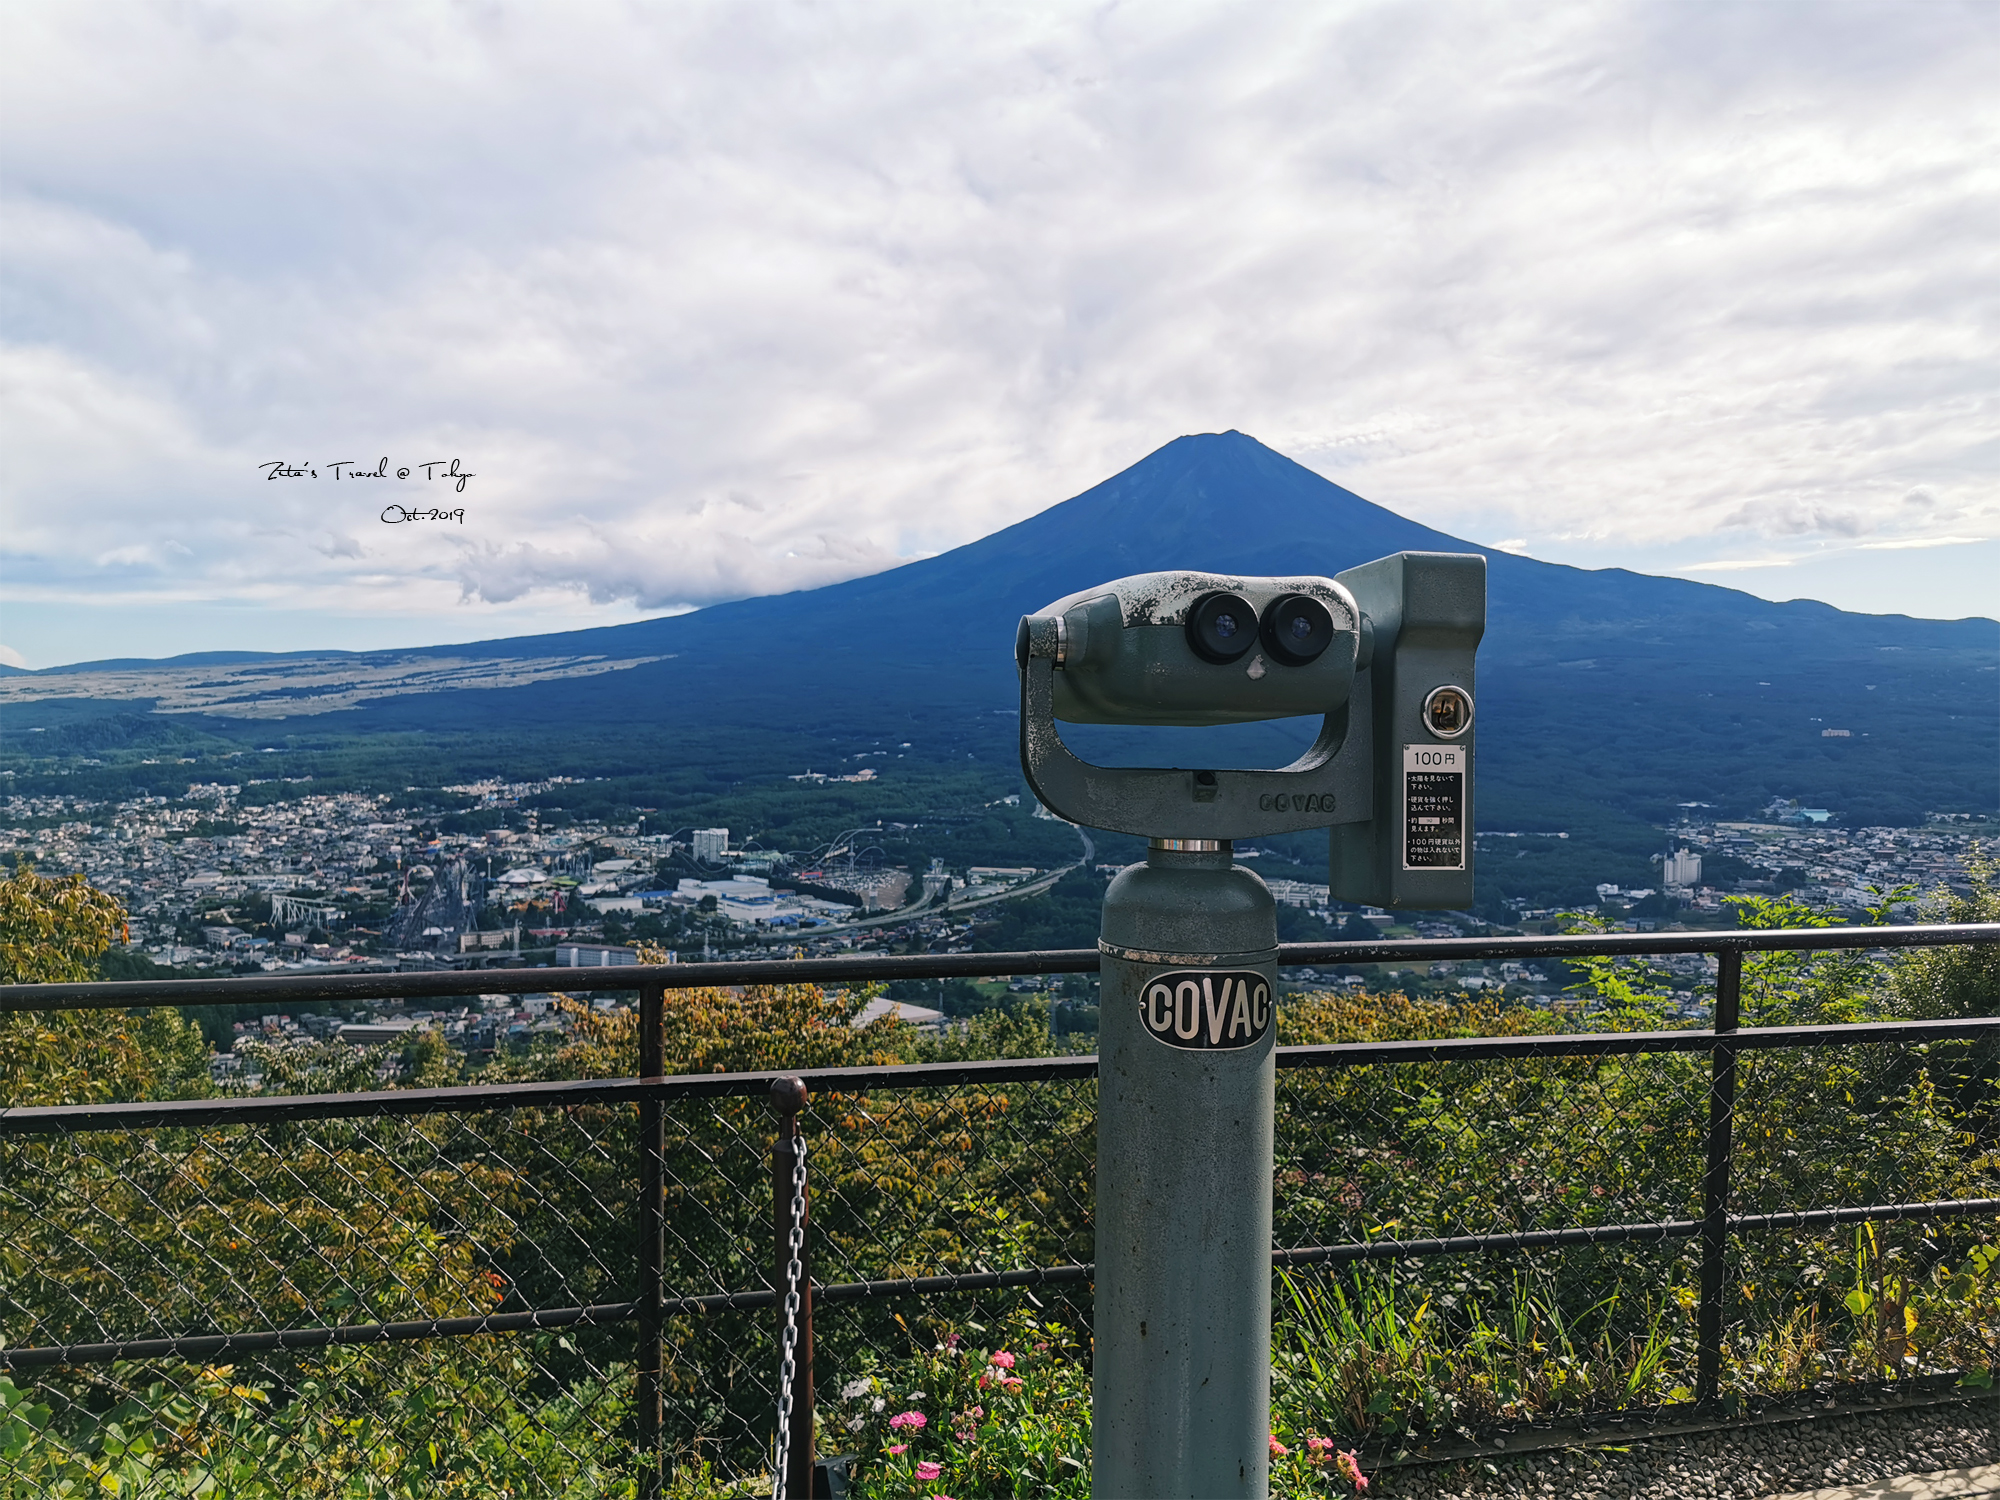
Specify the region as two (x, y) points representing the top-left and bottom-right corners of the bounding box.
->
(1363, 1399), (1998, 1499)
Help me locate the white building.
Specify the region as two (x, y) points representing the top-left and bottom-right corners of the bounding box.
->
(674, 875), (852, 927)
(1264, 879), (1331, 910)
(556, 943), (641, 967)
(692, 828), (730, 862)
(1664, 849), (1702, 888)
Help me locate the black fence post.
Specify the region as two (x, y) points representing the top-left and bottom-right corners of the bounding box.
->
(638, 982), (667, 1499)
(1696, 948), (1742, 1407)
(771, 1076), (815, 1499)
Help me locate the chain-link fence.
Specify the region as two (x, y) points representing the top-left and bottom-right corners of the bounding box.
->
(1266, 1021), (2000, 1442)
(3, 927), (1996, 1496)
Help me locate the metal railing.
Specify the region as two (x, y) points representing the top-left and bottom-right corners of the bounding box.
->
(2, 921), (1996, 1496)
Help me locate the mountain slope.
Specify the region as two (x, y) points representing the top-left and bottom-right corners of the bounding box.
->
(8, 432), (1995, 844)
(365, 430), (1995, 828)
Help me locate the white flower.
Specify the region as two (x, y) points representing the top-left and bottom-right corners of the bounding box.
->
(840, 1378), (873, 1400)
(869, 1397), (885, 1413)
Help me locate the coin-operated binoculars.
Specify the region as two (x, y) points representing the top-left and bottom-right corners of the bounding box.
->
(1015, 552), (1483, 1499)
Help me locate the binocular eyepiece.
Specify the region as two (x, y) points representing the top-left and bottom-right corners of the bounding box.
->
(1184, 591), (1336, 667)
(1184, 591), (1255, 663)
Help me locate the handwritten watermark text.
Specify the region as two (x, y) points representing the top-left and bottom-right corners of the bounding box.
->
(259, 458), (476, 493)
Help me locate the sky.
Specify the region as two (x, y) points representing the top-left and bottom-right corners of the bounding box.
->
(2, 0), (1996, 670)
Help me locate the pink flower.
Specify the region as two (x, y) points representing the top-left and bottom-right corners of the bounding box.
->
(1269, 1435), (1289, 1458)
(886, 1444), (907, 1455)
(915, 1461), (943, 1481)
(1306, 1436), (1334, 1459)
(1338, 1449), (1369, 1490)
(944, 1332), (962, 1349)
(988, 1350), (1016, 1369)
(888, 1411), (927, 1431)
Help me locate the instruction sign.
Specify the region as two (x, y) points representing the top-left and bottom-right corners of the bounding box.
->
(1138, 969), (1272, 1051)
(1403, 742), (1466, 871)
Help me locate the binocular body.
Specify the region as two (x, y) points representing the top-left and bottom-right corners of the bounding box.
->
(1016, 550), (1485, 910)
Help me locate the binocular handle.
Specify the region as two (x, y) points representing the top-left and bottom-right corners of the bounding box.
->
(1017, 652), (1373, 840)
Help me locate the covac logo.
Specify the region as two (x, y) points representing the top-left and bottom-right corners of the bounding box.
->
(1139, 969), (1272, 1052)
(1256, 792), (1334, 813)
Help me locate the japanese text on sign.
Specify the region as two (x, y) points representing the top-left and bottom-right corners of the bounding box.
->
(1403, 742), (1466, 871)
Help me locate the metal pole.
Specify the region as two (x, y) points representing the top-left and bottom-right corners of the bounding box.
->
(638, 982), (666, 1499)
(1093, 839), (1277, 1499)
(771, 1076), (815, 1499)
(1696, 948), (1742, 1406)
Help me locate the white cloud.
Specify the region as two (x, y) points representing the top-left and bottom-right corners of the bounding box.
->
(0, 643), (27, 669)
(2, 0), (1996, 654)
(1854, 535), (1987, 551)
(1682, 556), (1802, 573)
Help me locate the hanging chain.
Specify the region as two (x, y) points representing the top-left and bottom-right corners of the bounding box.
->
(772, 1133), (809, 1500)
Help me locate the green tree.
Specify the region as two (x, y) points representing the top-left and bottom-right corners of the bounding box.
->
(1885, 846), (2000, 1170)
(0, 862), (209, 1107)
(0, 861), (126, 984)
(1891, 845), (2000, 1021)
(1727, 888), (1907, 1027)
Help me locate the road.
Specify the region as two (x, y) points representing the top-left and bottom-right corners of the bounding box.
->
(793, 822), (1098, 935)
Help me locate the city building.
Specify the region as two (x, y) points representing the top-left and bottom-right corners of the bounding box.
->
(556, 942), (641, 967)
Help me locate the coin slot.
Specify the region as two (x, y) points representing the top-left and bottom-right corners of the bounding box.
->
(1422, 684), (1473, 739)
